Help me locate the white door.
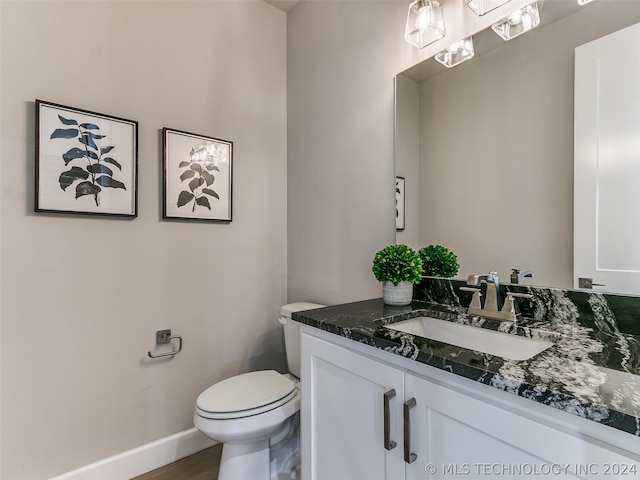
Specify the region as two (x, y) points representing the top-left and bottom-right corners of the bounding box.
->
(574, 21), (640, 294)
(301, 332), (405, 480)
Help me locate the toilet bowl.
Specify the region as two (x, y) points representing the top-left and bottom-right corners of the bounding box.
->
(194, 302), (324, 480)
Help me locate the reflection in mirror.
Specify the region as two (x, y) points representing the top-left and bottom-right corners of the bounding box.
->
(395, 1), (640, 292)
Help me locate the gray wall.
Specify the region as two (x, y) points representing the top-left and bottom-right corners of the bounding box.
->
(395, 74), (420, 249)
(0, 2), (287, 479)
(287, 1), (417, 305)
(415, 2), (640, 288)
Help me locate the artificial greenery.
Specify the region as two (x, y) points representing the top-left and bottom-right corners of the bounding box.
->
(372, 244), (423, 286)
(418, 244), (459, 278)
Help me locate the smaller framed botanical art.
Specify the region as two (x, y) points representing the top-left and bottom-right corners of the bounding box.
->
(35, 100), (138, 217)
(162, 128), (233, 222)
(396, 176), (405, 231)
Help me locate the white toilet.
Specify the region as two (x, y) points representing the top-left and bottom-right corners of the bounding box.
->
(194, 302), (324, 480)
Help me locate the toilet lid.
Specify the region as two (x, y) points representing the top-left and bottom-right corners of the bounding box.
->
(196, 370), (296, 416)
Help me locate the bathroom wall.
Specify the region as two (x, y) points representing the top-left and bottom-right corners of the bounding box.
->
(287, 1), (420, 305)
(0, 2), (287, 479)
(394, 74), (420, 250)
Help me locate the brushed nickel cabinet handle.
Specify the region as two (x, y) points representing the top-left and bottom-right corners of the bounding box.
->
(383, 389), (397, 450)
(403, 398), (417, 464)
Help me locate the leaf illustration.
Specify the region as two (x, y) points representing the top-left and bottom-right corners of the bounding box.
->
(196, 196), (211, 210)
(100, 146), (115, 155)
(79, 123), (100, 130)
(79, 134), (97, 150)
(95, 176), (125, 189)
(177, 190), (194, 208)
(178, 161), (190, 168)
(202, 187), (219, 200)
(88, 164), (113, 176)
(189, 177), (204, 192)
(51, 128), (79, 139)
(59, 166), (89, 191)
(205, 164), (220, 172)
(190, 163), (202, 174)
(63, 147), (98, 165)
(180, 170), (196, 182)
(202, 170), (214, 186)
(75, 181), (101, 199)
(57, 115), (78, 126)
(102, 157), (122, 170)
(85, 132), (106, 140)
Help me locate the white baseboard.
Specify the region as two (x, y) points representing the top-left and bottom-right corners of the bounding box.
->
(47, 428), (217, 480)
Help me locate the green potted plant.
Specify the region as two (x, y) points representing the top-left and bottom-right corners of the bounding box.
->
(372, 244), (423, 306)
(418, 244), (459, 278)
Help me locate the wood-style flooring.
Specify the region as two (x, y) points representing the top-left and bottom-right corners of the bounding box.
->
(130, 444), (222, 480)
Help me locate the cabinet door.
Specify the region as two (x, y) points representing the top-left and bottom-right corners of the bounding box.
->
(301, 332), (405, 480)
(404, 373), (636, 480)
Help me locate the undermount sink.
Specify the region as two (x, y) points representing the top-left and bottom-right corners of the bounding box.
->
(385, 316), (554, 361)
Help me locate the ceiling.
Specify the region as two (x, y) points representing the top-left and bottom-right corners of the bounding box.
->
(264, 0), (300, 12)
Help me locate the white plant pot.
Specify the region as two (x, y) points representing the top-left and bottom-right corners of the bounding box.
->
(382, 281), (413, 306)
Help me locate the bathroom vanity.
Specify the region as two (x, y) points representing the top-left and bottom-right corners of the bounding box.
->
(294, 280), (640, 480)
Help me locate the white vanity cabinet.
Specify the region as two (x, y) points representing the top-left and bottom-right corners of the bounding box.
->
(300, 331), (406, 480)
(404, 372), (584, 480)
(301, 327), (640, 480)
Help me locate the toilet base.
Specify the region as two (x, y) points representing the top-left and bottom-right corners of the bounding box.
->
(219, 440), (270, 480)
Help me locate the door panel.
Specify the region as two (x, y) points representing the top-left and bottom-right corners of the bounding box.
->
(405, 372), (627, 480)
(575, 21), (640, 294)
(301, 333), (405, 480)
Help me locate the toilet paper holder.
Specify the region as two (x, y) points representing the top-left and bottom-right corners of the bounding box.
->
(148, 329), (183, 358)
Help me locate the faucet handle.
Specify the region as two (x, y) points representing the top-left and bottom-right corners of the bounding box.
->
(460, 287), (482, 310)
(507, 292), (533, 299)
(500, 292), (533, 322)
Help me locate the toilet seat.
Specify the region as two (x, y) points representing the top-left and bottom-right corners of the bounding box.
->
(196, 370), (297, 420)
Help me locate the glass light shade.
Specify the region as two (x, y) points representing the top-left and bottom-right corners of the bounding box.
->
(465, 0), (512, 16)
(577, 0), (595, 4)
(491, 2), (540, 41)
(404, 0), (446, 49)
(434, 37), (475, 68)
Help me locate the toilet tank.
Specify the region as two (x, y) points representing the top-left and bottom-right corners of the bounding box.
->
(279, 302), (325, 378)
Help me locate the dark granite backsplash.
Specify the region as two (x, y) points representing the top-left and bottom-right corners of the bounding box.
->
(414, 277), (640, 337)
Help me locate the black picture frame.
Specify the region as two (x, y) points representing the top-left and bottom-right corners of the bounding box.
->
(162, 128), (233, 222)
(35, 100), (138, 217)
(396, 176), (405, 231)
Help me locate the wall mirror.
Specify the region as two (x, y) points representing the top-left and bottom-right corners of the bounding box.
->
(395, 0), (640, 293)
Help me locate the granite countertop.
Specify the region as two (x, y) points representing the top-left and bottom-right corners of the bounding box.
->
(293, 298), (640, 437)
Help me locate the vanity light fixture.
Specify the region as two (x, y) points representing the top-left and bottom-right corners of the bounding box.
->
(576, 0), (595, 4)
(491, 1), (540, 41)
(434, 37), (475, 68)
(404, 0), (446, 49)
(465, 0), (512, 16)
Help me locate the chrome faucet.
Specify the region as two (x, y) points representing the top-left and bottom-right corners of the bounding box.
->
(510, 269), (534, 284)
(461, 272), (532, 322)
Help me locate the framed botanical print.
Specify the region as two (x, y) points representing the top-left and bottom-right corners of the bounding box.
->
(35, 100), (138, 217)
(396, 176), (405, 231)
(162, 128), (233, 222)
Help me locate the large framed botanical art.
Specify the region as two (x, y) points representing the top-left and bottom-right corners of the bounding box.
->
(35, 100), (138, 217)
(162, 128), (233, 222)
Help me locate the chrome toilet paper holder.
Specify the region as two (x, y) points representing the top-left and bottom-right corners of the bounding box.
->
(148, 329), (183, 358)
